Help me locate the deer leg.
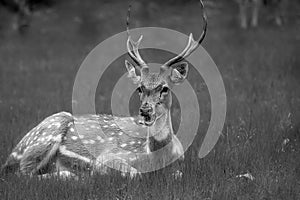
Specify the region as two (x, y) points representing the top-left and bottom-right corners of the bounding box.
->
(96, 154), (140, 178)
(251, 0), (261, 27)
(10, 0), (31, 33)
(19, 139), (61, 175)
(31, 142), (61, 175)
(274, 0), (287, 26)
(239, 1), (248, 29)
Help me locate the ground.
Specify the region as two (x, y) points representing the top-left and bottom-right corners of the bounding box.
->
(0, 0), (299, 199)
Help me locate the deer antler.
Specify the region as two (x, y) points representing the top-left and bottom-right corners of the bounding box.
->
(160, 0), (207, 74)
(126, 4), (149, 76)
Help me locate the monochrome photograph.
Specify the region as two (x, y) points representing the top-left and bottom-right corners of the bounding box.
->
(0, 0), (299, 199)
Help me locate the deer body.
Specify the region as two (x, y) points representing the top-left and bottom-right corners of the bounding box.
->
(2, 112), (184, 176)
(2, 0), (207, 177)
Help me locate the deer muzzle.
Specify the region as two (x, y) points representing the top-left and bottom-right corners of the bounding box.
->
(139, 104), (155, 126)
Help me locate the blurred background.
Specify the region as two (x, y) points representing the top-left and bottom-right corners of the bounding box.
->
(0, 0), (299, 199)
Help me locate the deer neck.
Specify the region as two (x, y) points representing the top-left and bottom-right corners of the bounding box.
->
(147, 110), (173, 152)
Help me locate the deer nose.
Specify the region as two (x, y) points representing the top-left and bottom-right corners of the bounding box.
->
(140, 105), (153, 116)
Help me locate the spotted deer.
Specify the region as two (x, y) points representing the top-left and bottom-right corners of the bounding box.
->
(236, 0), (288, 29)
(2, 0), (207, 177)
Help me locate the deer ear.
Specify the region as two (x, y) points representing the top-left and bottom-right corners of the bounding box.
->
(125, 60), (141, 84)
(169, 62), (189, 84)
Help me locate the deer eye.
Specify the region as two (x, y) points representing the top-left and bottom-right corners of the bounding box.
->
(137, 86), (146, 94)
(160, 87), (169, 94)
(136, 87), (142, 93)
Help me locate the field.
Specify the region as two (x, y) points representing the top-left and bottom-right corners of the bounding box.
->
(0, 0), (299, 199)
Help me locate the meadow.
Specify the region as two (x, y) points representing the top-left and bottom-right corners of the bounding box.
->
(0, 0), (299, 199)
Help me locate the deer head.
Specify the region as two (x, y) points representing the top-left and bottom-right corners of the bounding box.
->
(125, 0), (207, 131)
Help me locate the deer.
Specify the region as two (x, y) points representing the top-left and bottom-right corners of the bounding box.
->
(236, 0), (288, 29)
(1, 0), (207, 178)
(0, 0), (31, 32)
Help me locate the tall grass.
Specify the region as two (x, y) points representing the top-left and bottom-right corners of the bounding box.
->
(0, 0), (299, 199)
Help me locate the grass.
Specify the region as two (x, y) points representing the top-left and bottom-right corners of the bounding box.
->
(0, 0), (299, 199)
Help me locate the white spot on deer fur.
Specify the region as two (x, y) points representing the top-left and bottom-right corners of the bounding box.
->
(90, 125), (96, 129)
(120, 143), (127, 147)
(11, 152), (17, 157)
(70, 128), (75, 132)
(103, 125), (108, 128)
(108, 137), (114, 141)
(89, 140), (95, 144)
(96, 136), (102, 140)
(79, 135), (84, 139)
(129, 157), (136, 161)
(16, 154), (23, 159)
(135, 132), (139, 135)
(130, 117), (135, 121)
(47, 124), (53, 129)
(50, 119), (55, 122)
(110, 124), (117, 127)
(118, 132), (123, 136)
(46, 135), (53, 141)
(82, 140), (89, 144)
(67, 122), (73, 127)
(129, 141), (135, 145)
(85, 127), (90, 131)
(71, 136), (78, 140)
(137, 141), (141, 144)
(55, 122), (61, 128)
(53, 135), (62, 142)
(42, 132), (47, 136)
